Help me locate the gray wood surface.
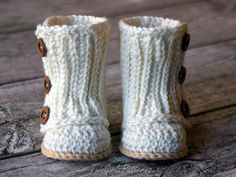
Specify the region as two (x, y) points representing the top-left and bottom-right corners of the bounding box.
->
(0, 0), (236, 176)
(1, 1), (236, 85)
(1, 106), (236, 177)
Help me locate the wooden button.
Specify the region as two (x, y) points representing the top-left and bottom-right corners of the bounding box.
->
(181, 100), (190, 118)
(182, 33), (190, 52)
(44, 76), (51, 94)
(178, 66), (186, 85)
(37, 38), (47, 57)
(39, 106), (50, 124)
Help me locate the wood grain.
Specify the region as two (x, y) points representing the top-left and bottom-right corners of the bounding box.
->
(0, 0), (198, 28)
(1, 1), (236, 85)
(1, 106), (236, 177)
(1, 0), (236, 175)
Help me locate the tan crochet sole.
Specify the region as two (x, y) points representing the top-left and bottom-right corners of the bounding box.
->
(41, 145), (112, 161)
(119, 145), (187, 160)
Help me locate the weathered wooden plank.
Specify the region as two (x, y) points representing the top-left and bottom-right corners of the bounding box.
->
(1, 0), (235, 33)
(0, 106), (236, 177)
(1, 1), (236, 85)
(213, 168), (236, 177)
(0, 0), (235, 175)
(0, 0), (198, 30)
(0, 39), (235, 157)
(0, 0), (219, 34)
(208, 0), (236, 14)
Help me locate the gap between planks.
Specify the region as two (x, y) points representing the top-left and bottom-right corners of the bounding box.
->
(0, 105), (236, 176)
(1, 1), (236, 86)
(0, 0), (236, 164)
(0, 0), (201, 33)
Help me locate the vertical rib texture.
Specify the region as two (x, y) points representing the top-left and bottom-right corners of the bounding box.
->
(35, 15), (111, 155)
(119, 16), (190, 154)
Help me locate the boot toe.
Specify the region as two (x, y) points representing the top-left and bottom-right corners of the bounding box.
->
(121, 122), (187, 158)
(42, 124), (111, 157)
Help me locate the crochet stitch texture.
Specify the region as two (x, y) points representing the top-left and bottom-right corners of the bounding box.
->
(119, 16), (191, 160)
(35, 15), (112, 160)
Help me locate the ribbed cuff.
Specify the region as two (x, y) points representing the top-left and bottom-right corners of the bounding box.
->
(119, 16), (187, 37)
(36, 15), (110, 37)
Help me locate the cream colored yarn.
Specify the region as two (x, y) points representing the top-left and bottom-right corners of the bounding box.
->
(119, 16), (191, 160)
(35, 15), (112, 160)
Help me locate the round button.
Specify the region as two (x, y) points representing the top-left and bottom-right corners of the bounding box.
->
(37, 38), (47, 57)
(181, 100), (190, 118)
(44, 76), (51, 94)
(39, 106), (50, 124)
(182, 33), (190, 52)
(178, 66), (186, 85)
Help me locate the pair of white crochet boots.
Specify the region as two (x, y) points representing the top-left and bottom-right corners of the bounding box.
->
(36, 15), (190, 161)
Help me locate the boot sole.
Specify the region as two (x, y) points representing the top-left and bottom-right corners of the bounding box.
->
(41, 145), (112, 161)
(119, 145), (187, 160)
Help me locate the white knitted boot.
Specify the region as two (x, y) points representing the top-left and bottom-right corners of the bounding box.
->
(35, 15), (112, 160)
(119, 16), (191, 160)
